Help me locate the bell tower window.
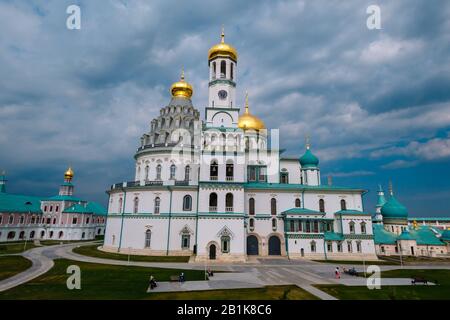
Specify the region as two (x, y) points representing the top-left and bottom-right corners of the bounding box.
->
(220, 61), (226, 79)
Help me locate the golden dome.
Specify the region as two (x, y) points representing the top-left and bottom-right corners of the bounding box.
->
(170, 69), (193, 99)
(208, 27), (238, 62)
(64, 167), (74, 181)
(238, 93), (265, 131)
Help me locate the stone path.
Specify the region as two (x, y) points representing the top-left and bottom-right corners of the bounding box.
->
(0, 242), (448, 299)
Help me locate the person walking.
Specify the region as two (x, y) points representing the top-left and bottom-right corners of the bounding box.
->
(335, 267), (340, 279)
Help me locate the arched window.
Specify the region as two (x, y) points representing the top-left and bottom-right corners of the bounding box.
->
(8, 215), (13, 224)
(154, 197), (160, 214)
(52, 218), (56, 224)
(349, 221), (355, 234)
(270, 198), (277, 215)
(19, 215), (24, 224)
(230, 63), (234, 80)
(30, 230), (35, 239)
(118, 198), (123, 214)
(340, 199), (347, 211)
(183, 195), (192, 211)
(220, 60), (226, 78)
(170, 164), (176, 179)
(184, 166), (190, 181)
(319, 199), (325, 213)
(226, 161), (234, 181)
(58, 231), (64, 239)
(360, 222), (367, 234)
(19, 231), (25, 239)
(356, 241), (362, 253)
(212, 61), (216, 79)
(249, 198), (255, 215)
(221, 235), (230, 253)
(210, 160), (218, 180)
(249, 218), (254, 229)
(145, 229), (151, 248)
(145, 165), (149, 181)
(209, 193), (218, 212)
(225, 193), (233, 211)
(272, 218), (277, 230)
(310, 241), (316, 252)
(156, 164), (162, 180)
(133, 197), (139, 214)
(50, 231), (54, 238)
(7, 231), (16, 239)
(295, 198), (301, 208)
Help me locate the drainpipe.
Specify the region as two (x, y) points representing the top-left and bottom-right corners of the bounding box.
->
(118, 186), (127, 252)
(284, 216), (290, 259)
(166, 186), (173, 256)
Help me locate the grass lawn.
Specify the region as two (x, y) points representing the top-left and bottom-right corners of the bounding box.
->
(0, 242), (38, 254)
(315, 269), (450, 300)
(148, 285), (319, 300)
(73, 244), (190, 263)
(0, 259), (206, 300)
(312, 259), (398, 265)
(0, 256), (32, 281)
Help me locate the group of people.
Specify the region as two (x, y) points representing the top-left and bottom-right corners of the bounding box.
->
(334, 266), (359, 278)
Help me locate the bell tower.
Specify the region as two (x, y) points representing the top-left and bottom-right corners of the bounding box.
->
(205, 27), (240, 128)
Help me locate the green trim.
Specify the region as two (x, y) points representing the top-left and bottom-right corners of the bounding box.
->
(244, 182), (366, 193)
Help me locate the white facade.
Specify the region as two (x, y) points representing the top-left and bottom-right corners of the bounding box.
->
(102, 33), (378, 262)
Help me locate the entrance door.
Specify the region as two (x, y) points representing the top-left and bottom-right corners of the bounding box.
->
(247, 235), (259, 255)
(268, 236), (281, 255)
(301, 248), (304, 257)
(209, 244), (216, 260)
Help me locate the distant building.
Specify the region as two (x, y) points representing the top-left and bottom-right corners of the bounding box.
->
(372, 183), (450, 257)
(0, 168), (107, 242)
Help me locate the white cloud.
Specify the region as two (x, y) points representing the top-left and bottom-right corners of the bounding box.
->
(360, 36), (424, 64)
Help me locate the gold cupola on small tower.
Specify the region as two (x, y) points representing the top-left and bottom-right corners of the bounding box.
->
(64, 166), (74, 182)
(238, 92), (265, 131)
(170, 69), (193, 99)
(208, 27), (238, 62)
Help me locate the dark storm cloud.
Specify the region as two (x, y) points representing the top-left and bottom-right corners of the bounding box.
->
(1, 0), (450, 214)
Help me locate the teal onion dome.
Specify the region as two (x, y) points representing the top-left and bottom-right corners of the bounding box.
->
(299, 147), (319, 168)
(381, 196), (408, 219)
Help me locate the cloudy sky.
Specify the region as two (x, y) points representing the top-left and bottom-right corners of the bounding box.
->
(1, 0), (450, 216)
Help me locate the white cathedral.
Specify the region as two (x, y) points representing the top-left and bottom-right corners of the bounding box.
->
(102, 30), (379, 262)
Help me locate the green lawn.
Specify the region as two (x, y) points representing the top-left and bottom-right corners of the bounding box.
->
(312, 259), (398, 265)
(0, 259), (206, 300)
(72, 244), (190, 263)
(0, 242), (38, 254)
(0, 256), (32, 281)
(316, 269), (450, 300)
(148, 285), (319, 300)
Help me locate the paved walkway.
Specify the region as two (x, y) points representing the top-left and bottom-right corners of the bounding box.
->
(0, 242), (448, 299)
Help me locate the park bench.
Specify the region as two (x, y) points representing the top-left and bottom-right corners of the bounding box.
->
(411, 277), (428, 285)
(170, 275), (179, 282)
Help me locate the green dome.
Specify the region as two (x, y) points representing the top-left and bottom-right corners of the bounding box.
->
(299, 148), (319, 168)
(381, 196), (408, 219)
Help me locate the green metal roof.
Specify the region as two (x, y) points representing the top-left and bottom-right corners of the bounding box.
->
(373, 224), (398, 244)
(282, 208), (324, 215)
(0, 193), (42, 214)
(43, 195), (83, 202)
(373, 224), (445, 246)
(408, 217), (450, 221)
(335, 210), (372, 216)
(63, 202), (107, 215)
(324, 232), (344, 241)
(441, 230), (450, 241)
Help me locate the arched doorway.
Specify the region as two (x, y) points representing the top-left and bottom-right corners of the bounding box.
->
(246, 235), (259, 255)
(268, 236), (281, 255)
(209, 244), (216, 260)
